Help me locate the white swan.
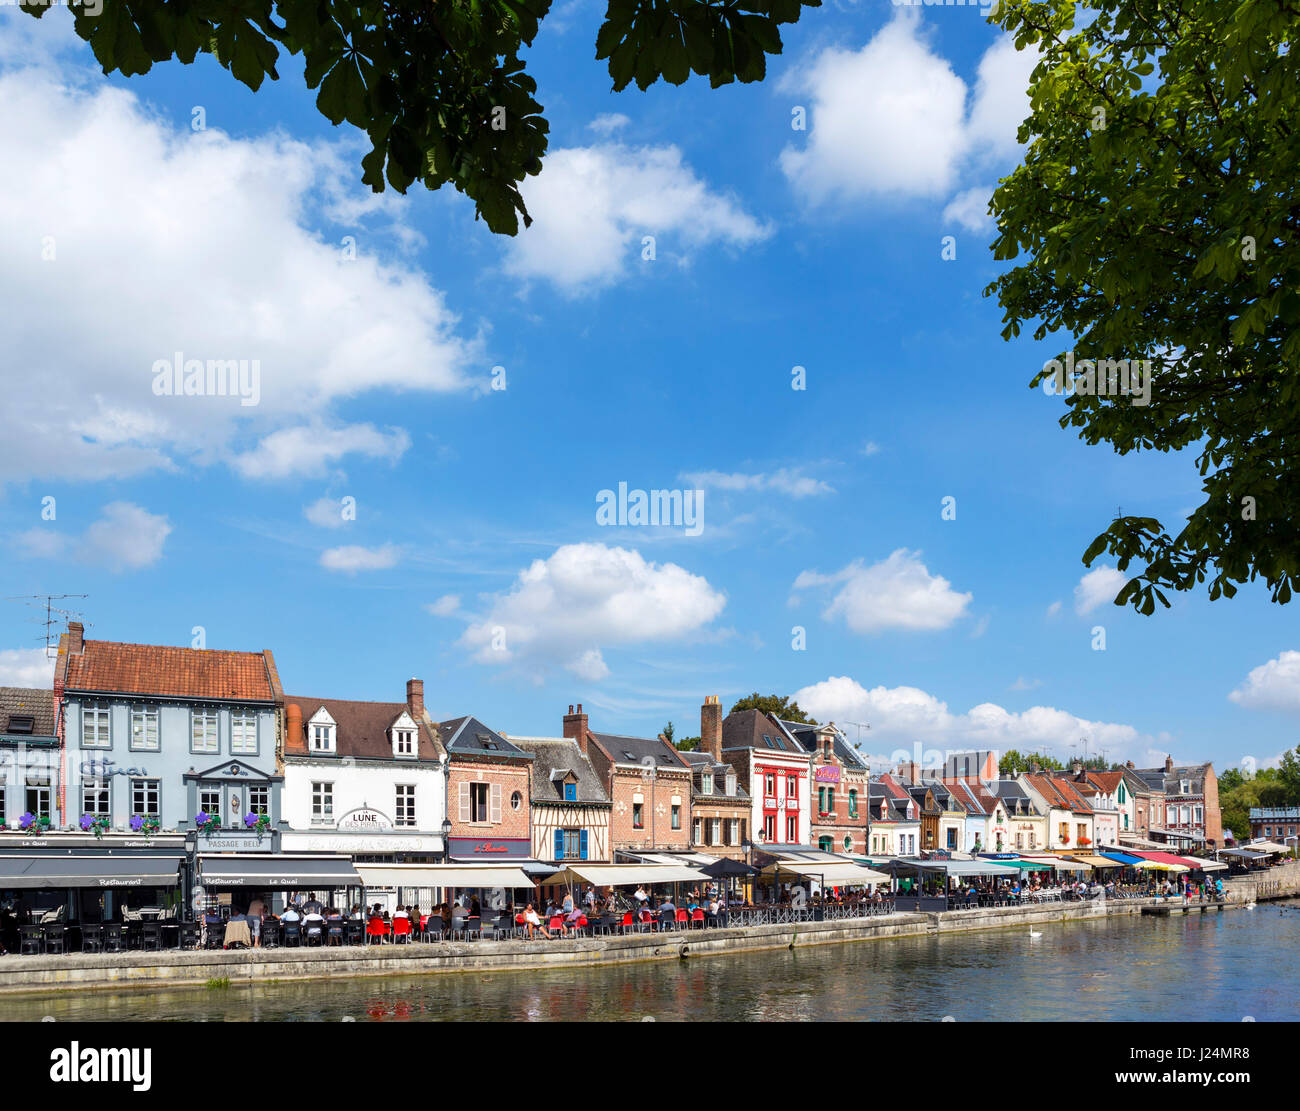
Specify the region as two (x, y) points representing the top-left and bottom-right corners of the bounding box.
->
(1029, 929), (1043, 938)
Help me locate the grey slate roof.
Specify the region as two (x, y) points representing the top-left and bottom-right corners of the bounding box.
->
(721, 709), (811, 757)
(679, 750), (750, 799)
(1133, 763), (1212, 796)
(439, 716), (532, 761)
(507, 737), (609, 804)
(589, 731), (688, 770)
(0, 687), (57, 739)
(776, 718), (869, 770)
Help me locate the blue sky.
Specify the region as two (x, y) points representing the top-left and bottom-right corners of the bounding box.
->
(1, 0), (1296, 775)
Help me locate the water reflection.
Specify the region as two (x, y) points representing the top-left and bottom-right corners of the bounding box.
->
(5, 905), (1297, 1022)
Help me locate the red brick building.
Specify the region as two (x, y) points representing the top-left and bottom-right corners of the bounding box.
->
(563, 704), (692, 854)
(678, 696), (750, 861)
(437, 715), (536, 866)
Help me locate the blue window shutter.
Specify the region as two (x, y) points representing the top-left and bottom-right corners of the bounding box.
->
(554, 829), (564, 860)
(580, 829), (589, 860)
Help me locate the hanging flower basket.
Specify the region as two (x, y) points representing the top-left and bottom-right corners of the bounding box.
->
(130, 814), (161, 837)
(243, 812), (270, 838)
(18, 812), (50, 836)
(194, 810), (221, 835)
(80, 814), (111, 839)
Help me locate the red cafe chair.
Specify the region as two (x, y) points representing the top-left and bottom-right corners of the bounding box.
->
(366, 916), (388, 944)
(547, 915), (564, 937)
(392, 917), (412, 944)
(691, 908), (705, 928)
(675, 909), (689, 930)
(621, 912), (634, 935)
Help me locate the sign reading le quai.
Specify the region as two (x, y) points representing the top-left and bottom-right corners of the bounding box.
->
(337, 808), (393, 833)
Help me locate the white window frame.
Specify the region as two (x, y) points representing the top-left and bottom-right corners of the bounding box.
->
(311, 781), (334, 824)
(393, 729), (415, 758)
(130, 705), (160, 752)
(231, 710), (258, 755)
(82, 702), (111, 748)
(199, 787), (221, 818)
(130, 778), (160, 818)
(247, 784), (269, 817)
(191, 709), (219, 755)
(701, 773), (713, 795)
(82, 777), (110, 817)
(395, 784), (416, 827)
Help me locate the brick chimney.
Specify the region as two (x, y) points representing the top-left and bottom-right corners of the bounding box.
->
(286, 703), (302, 749)
(896, 760), (920, 785)
(1164, 754), (1174, 773)
(68, 621), (84, 655)
(406, 678), (424, 717)
(1126, 760), (1135, 769)
(701, 695), (722, 762)
(563, 703), (589, 756)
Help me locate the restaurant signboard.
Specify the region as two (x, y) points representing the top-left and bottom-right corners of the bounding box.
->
(448, 836), (531, 860)
(814, 766), (841, 783)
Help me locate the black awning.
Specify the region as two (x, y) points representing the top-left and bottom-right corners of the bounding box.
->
(198, 855), (360, 888)
(0, 855), (182, 889)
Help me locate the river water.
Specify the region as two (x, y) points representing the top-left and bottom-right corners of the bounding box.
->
(5, 903), (1298, 1021)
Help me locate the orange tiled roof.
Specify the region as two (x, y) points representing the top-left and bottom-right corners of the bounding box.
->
(64, 640), (278, 702)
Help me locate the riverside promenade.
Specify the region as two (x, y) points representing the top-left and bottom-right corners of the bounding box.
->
(0, 894), (1236, 996)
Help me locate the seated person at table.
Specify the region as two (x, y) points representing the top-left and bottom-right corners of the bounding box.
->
(327, 907), (343, 921)
(470, 896), (482, 918)
(706, 898), (719, 918)
(658, 896), (676, 916)
(392, 905), (409, 920)
(451, 901), (467, 928)
(280, 904), (301, 923)
(349, 903), (363, 920)
(522, 903), (551, 939)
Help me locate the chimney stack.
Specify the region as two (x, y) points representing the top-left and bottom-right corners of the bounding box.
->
(701, 695), (722, 762)
(286, 703), (303, 749)
(1072, 761), (1083, 777)
(563, 703), (589, 756)
(1164, 754), (1174, 773)
(68, 621), (84, 655)
(1126, 760), (1135, 769)
(406, 678), (424, 717)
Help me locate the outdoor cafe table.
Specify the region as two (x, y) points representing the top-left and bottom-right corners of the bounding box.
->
(223, 919), (252, 948)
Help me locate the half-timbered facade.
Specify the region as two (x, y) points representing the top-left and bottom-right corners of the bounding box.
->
(509, 735), (611, 865)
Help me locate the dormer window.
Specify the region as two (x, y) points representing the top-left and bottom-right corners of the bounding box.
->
(308, 707), (337, 754)
(726, 774), (736, 796)
(1180, 779), (1191, 795)
(702, 773), (714, 795)
(563, 782), (577, 802)
(393, 729), (415, 757)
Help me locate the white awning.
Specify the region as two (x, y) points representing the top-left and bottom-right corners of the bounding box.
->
(763, 860), (889, 884)
(538, 863), (711, 887)
(1020, 855), (1090, 871)
(354, 863), (534, 889)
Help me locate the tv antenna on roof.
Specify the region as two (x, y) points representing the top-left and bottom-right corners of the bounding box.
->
(843, 721), (871, 748)
(4, 594), (89, 658)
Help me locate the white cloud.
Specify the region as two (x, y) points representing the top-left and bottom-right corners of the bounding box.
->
(1229, 651), (1300, 713)
(460, 542), (726, 678)
(234, 424), (410, 480)
(503, 143), (771, 293)
(942, 185), (994, 233)
(1046, 600), (1062, 618)
(425, 593), (461, 617)
(793, 549), (971, 633)
(304, 496), (352, 528)
(568, 648), (611, 682)
(860, 441), (882, 457)
(794, 675), (1166, 765)
(1074, 566), (1128, 615)
(964, 33), (1038, 157)
(0, 647), (56, 688)
(588, 113), (631, 136)
(1009, 676), (1043, 692)
(680, 468), (834, 498)
(0, 59), (481, 486)
(320, 544), (400, 573)
(779, 13), (1036, 210)
(18, 502), (171, 571)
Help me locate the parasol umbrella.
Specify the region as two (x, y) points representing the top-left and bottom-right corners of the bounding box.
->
(701, 858), (757, 907)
